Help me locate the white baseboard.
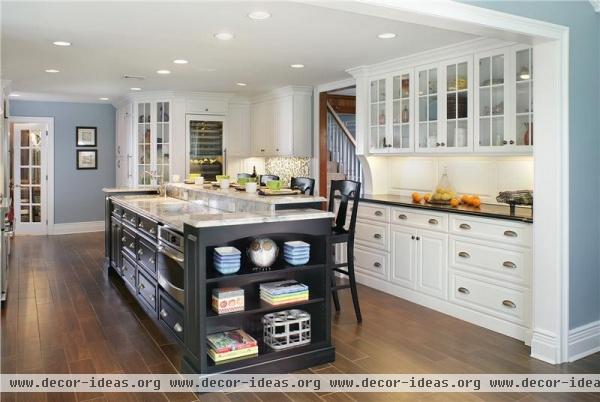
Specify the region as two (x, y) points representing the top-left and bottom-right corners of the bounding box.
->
(52, 220), (104, 235)
(568, 320), (600, 362)
(530, 329), (560, 364)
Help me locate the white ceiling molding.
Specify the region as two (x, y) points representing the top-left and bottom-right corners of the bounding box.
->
(6, 92), (112, 105)
(590, 0), (600, 12)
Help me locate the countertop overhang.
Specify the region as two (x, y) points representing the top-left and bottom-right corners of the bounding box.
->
(111, 195), (334, 231)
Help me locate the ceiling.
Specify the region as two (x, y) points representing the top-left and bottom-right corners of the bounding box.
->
(1, 1), (477, 101)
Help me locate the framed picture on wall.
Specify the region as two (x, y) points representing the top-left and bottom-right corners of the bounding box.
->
(77, 149), (97, 170)
(76, 126), (97, 147)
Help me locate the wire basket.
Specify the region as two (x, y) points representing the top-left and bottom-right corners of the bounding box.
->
(263, 309), (311, 350)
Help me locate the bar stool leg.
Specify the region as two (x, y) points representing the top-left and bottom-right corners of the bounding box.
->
(347, 240), (362, 323)
(330, 244), (341, 312)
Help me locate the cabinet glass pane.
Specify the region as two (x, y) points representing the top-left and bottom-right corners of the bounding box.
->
(20, 131), (30, 147)
(428, 123), (438, 147)
(370, 80), (377, 103)
(401, 101), (409, 123)
(163, 102), (169, 122)
(447, 93), (456, 120)
(20, 149), (29, 166)
(428, 69), (437, 94)
(32, 186), (41, 203)
(378, 103), (386, 125)
(479, 118), (491, 146)
(31, 168), (41, 185)
(457, 120), (468, 147)
(393, 101), (400, 124)
(418, 97), (427, 122)
(479, 57), (490, 86)
(20, 187), (30, 203)
(21, 207), (30, 223)
(516, 115), (533, 146)
(32, 148), (41, 166)
(378, 79), (385, 101)
(516, 82), (530, 114)
(428, 96), (437, 121)
(370, 127), (378, 148)
(163, 124), (170, 143)
(447, 122), (456, 147)
(491, 87), (504, 115)
(401, 75), (409, 98)
(447, 64), (456, 91)
(480, 87), (490, 116)
(491, 55), (504, 85)
(370, 104), (378, 125)
(492, 117), (504, 146)
(393, 125), (400, 148)
(457, 62), (468, 89)
(157, 144), (163, 164)
(457, 91), (468, 119)
(419, 123), (428, 148)
(138, 104), (145, 123)
(419, 71), (427, 96)
(393, 76), (401, 99)
(156, 123), (163, 143)
(516, 49), (531, 81)
(402, 125), (410, 148)
(32, 206), (41, 223)
(379, 127), (386, 147)
(145, 103), (151, 122)
(20, 168), (29, 185)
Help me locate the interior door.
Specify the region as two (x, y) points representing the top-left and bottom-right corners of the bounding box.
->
(13, 123), (48, 235)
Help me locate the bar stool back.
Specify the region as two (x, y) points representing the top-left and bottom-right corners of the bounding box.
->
(260, 175), (280, 186)
(290, 177), (315, 195)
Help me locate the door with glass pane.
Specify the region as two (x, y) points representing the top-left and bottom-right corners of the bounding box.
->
(415, 65), (439, 152)
(443, 57), (472, 151)
(390, 71), (413, 152)
(513, 46), (533, 151)
(475, 49), (509, 151)
(135, 101), (171, 186)
(13, 123), (48, 235)
(369, 78), (388, 152)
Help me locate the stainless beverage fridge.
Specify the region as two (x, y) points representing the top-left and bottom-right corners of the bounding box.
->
(186, 115), (226, 181)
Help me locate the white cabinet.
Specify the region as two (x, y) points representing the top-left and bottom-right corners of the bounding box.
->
(226, 103), (250, 157)
(512, 45), (534, 152)
(390, 225), (416, 288)
(186, 99), (228, 115)
(134, 100), (171, 185)
(415, 63), (440, 151)
(250, 87), (312, 157)
(369, 77), (387, 152)
(115, 104), (133, 187)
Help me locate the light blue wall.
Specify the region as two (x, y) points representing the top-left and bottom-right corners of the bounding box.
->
(10, 100), (116, 224)
(461, 1), (600, 329)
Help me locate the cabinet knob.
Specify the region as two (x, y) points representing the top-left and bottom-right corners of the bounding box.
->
(137, 248), (143, 256)
(502, 300), (516, 309)
(138, 222), (144, 229)
(261, 149), (265, 152)
(415, 236), (420, 241)
(138, 283), (145, 290)
(509, 140), (515, 145)
(149, 257), (155, 264)
(373, 262), (381, 268)
(428, 218), (438, 225)
(502, 261), (517, 269)
(129, 242), (135, 249)
(502, 140), (508, 145)
(276, 148), (279, 152)
(504, 230), (518, 238)
(374, 211), (383, 216)
(121, 236), (126, 242)
(130, 274), (135, 280)
(436, 142), (440, 147)
(459, 223), (471, 230)
(149, 227), (156, 235)
(458, 287), (470, 295)
(411, 235), (415, 240)
(458, 251), (470, 259)
(160, 309), (168, 318)
(173, 323), (183, 333)
(373, 233), (382, 240)
(398, 214), (408, 220)
(441, 142), (445, 147)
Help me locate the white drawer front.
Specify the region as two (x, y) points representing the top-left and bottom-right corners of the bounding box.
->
(450, 238), (530, 286)
(358, 203), (390, 223)
(450, 271), (528, 325)
(391, 207), (448, 232)
(450, 215), (531, 247)
(354, 247), (388, 279)
(355, 221), (389, 251)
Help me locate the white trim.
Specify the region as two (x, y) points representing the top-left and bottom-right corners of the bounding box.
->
(568, 321), (600, 362)
(8, 116), (54, 236)
(590, 0), (600, 12)
(8, 92), (111, 104)
(52, 220), (104, 235)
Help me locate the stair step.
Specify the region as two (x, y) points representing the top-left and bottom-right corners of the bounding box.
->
(328, 172), (346, 182)
(327, 160), (339, 173)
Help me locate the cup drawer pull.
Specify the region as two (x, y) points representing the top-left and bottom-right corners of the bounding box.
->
(397, 214), (408, 220)
(502, 300), (516, 309)
(173, 323), (183, 333)
(373, 262), (381, 268)
(504, 230), (518, 237)
(373, 233), (382, 240)
(459, 223), (471, 230)
(374, 211), (383, 216)
(502, 261), (517, 269)
(428, 218), (438, 225)
(458, 251), (470, 259)
(458, 287), (470, 295)
(160, 309), (168, 318)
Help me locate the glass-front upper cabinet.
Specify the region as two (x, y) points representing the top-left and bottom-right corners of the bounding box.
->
(475, 50), (508, 151)
(135, 101), (171, 186)
(444, 58), (472, 151)
(391, 71), (413, 152)
(415, 65), (439, 152)
(514, 46), (533, 150)
(369, 78), (387, 152)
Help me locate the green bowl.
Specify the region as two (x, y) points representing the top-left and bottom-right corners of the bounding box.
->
(237, 177), (249, 185)
(216, 175), (230, 182)
(266, 180), (282, 191)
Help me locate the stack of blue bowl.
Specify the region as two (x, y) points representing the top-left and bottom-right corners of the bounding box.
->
(283, 241), (310, 266)
(214, 246), (242, 274)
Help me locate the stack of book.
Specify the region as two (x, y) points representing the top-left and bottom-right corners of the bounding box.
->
(260, 280), (309, 306)
(207, 329), (258, 364)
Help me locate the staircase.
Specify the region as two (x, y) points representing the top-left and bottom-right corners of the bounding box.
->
(326, 102), (362, 195)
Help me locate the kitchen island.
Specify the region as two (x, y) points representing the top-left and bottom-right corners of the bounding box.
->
(103, 188), (335, 374)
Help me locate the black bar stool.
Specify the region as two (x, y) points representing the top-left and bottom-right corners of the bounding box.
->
(290, 177), (315, 195)
(327, 179), (362, 323)
(260, 175), (279, 186)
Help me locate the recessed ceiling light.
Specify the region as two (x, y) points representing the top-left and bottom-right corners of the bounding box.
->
(53, 41), (71, 47)
(45, 69), (60, 73)
(9, 93), (20, 97)
(236, 82), (247, 86)
(99, 97), (109, 101)
(248, 11), (271, 20)
(156, 70), (171, 74)
(377, 33), (396, 39)
(173, 59), (188, 64)
(130, 87), (142, 91)
(290, 64), (304, 69)
(214, 32), (234, 41)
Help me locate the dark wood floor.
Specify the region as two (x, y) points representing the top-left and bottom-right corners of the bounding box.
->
(1, 233), (599, 402)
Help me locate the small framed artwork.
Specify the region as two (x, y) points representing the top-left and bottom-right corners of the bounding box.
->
(77, 149), (97, 170)
(76, 126), (97, 147)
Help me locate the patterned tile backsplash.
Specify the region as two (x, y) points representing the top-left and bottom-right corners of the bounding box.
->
(265, 157), (311, 186)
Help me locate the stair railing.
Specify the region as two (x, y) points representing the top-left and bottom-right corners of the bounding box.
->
(326, 102), (362, 184)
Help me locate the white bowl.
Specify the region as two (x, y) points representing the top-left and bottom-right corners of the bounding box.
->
(245, 182), (258, 193)
(220, 179), (230, 189)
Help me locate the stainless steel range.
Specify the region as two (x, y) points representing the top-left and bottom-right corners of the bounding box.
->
(157, 226), (184, 305)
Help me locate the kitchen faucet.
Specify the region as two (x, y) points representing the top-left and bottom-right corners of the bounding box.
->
(145, 170), (167, 197)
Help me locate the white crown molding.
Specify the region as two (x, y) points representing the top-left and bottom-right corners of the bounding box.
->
(6, 91), (111, 105)
(590, 0), (600, 12)
(114, 90), (237, 109)
(250, 85), (314, 103)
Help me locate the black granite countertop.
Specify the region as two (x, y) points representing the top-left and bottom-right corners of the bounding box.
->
(360, 194), (533, 223)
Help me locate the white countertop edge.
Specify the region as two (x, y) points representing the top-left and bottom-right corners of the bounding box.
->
(102, 187), (158, 193)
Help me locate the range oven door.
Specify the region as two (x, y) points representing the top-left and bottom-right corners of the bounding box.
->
(157, 243), (184, 305)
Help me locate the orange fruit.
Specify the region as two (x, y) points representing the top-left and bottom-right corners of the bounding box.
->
(423, 193), (431, 202)
(450, 198), (460, 207)
(471, 198), (481, 208)
(412, 192), (422, 203)
(462, 195), (473, 204)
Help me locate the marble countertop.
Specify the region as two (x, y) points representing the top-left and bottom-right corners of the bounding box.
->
(167, 183), (326, 205)
(111, 195), (334, 231)
(360, 194), (533, 223)
(103, 187), (158, 194)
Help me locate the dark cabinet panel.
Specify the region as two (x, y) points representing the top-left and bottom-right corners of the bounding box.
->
(137, 215), (158, 240)
(110, 218), (122, 270)
(137, 268), (157, 313)
(122, 208), (138, 228)
(122, 254), (137, 290)
(137, 237), (157, 277)
(111, 204), (123, 220)
(158, 290), (184, 342)
(122, 227), (136, 260)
